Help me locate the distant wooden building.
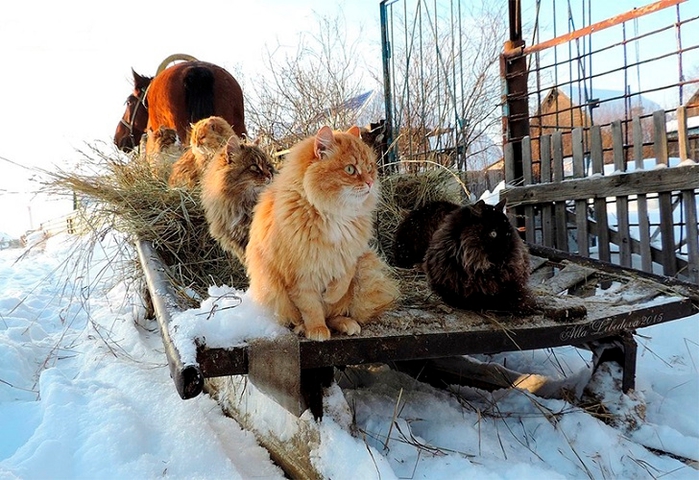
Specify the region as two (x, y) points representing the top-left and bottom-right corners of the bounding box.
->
(668, 86), (699, 160)
(527, 88), (618, 178)
(686, 88), (699, 118)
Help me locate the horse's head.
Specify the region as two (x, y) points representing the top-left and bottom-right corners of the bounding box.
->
(114, 69), (152, 152)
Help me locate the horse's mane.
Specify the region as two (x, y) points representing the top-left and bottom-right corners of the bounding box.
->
(184, 67), (216, 124)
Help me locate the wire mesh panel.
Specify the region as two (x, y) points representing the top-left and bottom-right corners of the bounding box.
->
(380, 0), (507, 193)
(500, 0), (699, 283)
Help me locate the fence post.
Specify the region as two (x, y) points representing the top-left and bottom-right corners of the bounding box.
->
(653, 110), (677, 276)
(379, 0), (396, 173)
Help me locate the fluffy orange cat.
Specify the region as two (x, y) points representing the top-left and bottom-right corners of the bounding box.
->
(246, 126), (399, 341)
(169, 116), (234, 188)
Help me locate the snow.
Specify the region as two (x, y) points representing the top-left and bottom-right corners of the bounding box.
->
(1, 232), (698, 479)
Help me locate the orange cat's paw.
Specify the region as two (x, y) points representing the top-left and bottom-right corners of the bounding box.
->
(327, 316), (361, 336)
(305, 325), (331, 341)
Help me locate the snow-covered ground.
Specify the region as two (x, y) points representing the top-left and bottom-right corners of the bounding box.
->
(1, 232), (698, 479)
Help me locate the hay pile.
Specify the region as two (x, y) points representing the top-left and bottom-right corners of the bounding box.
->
(47, 146), (464, 306)
(47, 147), (246, 307)
(376, 168), (465, 263)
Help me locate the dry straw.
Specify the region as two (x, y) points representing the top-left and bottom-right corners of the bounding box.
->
(45, 145), (464, 306)
(45, 145), (246, 307)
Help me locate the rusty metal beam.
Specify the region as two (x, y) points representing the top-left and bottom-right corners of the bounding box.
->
(505, 0), (686, 58)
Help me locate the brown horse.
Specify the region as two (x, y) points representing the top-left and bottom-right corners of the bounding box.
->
(114, 70), (151, 151)
(114, 60), (247, 152)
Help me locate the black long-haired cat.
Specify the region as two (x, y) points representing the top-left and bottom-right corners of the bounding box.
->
(392, 200), (460, 268)
(424, 199), (531, 312)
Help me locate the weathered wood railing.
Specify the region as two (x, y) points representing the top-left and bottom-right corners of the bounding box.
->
(502, 108), (699, 284)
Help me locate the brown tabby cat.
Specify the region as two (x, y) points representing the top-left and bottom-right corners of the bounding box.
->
(169, 116), (234, 188)
(200, 135), (276, 264)
(146, 126), (179, 155)
(143, 126), (181, 181)
(246, 126), (399, 341)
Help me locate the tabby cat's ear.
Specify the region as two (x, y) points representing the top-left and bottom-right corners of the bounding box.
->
(347, 125), (361, 137)
(314, 126), (335, 159)
(225, 135), (241, 163)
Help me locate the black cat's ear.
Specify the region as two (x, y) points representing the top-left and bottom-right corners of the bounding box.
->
(314, 126), (334, 159)
(495, 198), (507, 212)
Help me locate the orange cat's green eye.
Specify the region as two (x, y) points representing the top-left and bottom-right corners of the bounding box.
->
(344, 165), (356, 175)
(250, 165), (260, 173)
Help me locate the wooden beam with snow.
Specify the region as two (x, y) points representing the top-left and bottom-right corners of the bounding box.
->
(135, 239), (204, 400)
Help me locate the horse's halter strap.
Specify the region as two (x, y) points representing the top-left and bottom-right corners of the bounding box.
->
(120, 88), (148, 145)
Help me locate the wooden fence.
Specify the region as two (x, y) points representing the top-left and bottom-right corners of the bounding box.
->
(502, 108), (699, 284)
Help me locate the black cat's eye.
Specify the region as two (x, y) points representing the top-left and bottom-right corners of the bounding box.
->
(489, 230), (497, 238)
(344, 165), (356, 175)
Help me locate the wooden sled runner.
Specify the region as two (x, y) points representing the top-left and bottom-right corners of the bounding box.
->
(136, 239), (698, 479)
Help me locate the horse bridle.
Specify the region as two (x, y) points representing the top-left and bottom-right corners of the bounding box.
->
(120, 88), (148, 147)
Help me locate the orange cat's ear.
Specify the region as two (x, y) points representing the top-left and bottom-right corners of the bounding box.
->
(347, 125), (361, 137)
(314, 126), (334, 159)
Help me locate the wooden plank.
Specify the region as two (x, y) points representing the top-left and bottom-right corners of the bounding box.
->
(572, 128), (589, 256)
(501, 163), (699, 205)
(590, 125), (611, 263)
(653, 110), (669, 166)
(654, 110), (678, 276)
(529, 264), (555, 286)
(565, 209), (690, 275)
(633, 116), (653, 272)
(292, 300), (694, 369)
(677, 106), (689, 162)
(135, 240), (204, 400)
(504, 141), (516, 184)
(552, 131), (569, 251)
(522, 136), (536, 243)
(530, 255), (549, 272)
(196, 297), (693, 375)
(682, 189), (699, 284)
(612, 121), (632, 267)
(204, 375), (325, 480)
(538, 263), (597, 294)
(527, 243), (699, 302)
(540, 135), (555, 247)
(508, 0), (686, 57)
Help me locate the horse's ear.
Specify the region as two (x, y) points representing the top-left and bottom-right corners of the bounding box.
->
(347, 125), (361, 137)
(131, 69), (152, 91)
(314, 126), (334, 159)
